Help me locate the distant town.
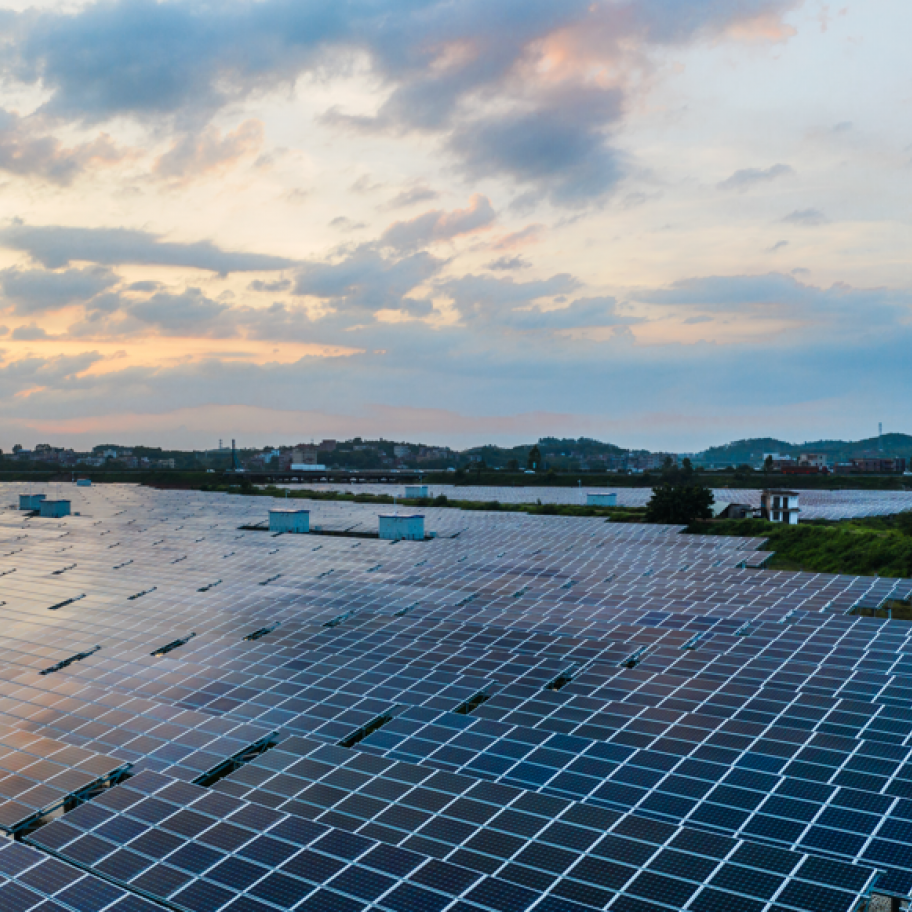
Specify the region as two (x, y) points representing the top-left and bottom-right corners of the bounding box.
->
(2, 433), (910, 476)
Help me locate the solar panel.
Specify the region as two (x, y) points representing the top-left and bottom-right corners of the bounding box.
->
(0, 481), (909, 909)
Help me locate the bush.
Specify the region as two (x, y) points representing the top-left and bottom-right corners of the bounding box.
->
(646, 483), (714, 524)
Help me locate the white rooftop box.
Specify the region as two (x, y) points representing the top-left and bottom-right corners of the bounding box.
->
(587, 493), (617, 507)
(19, 493), (46, 510)
(76, 479), (92, 487)
(269, 509), (310, 533)
(405, 485), (429, 499)
(379, 514), (425, 541)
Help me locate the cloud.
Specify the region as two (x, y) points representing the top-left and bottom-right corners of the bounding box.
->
(380, 195), (496, 251)
(385, 185), (439, 209)
(294, 245), (443, 316)
(767, 240), (789, 253)
(0, 109), (129, 184)
(153, 119), (264, 182)
(248, 278), (291, 293)
(0, 223), (295, 273)
(717, 163), (794, 192)
(329, 217), (366, 232)
(0, 350), (105, 398)
(492, 225), (544, 251)
(440, 271), (580, 322)
(497, 296), (639, 332)
(11, 324), (51, 340)
(0, 265), (118, 314)
(0, 0), (797, 206)
(128, 288), (231, 335)
(486, 255), (530, 271)
(782, 208), (828, 226)
(633, 272), (908, 333)
(450, 88), (625, 205)
(350, 175), (382, 195)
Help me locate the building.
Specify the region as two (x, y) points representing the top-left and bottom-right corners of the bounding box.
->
(379, 514), (425, 541)
(782, 465), (829, 476)
(799, 453), (828, 468)
(268, 509), (310, 534)
(834, 458), (907, 474)
(628, 452), (677, 472)
(393, 445), (412, 459)
(39, 500), (71, 518)
(761, 490), (800, 524)
(291, 446), (319, 465)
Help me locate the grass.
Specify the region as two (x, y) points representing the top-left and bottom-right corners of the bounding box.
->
(687, 515), (912, 579)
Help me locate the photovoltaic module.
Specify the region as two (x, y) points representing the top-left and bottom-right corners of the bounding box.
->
(0, 481), (910, 912)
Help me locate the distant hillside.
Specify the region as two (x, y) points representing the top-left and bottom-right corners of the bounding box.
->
(697, 434), (912, 466)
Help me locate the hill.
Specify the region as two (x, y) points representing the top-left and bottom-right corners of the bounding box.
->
(696, 433), (912, 467)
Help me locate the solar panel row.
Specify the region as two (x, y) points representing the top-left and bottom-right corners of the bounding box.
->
(0, 482), (909, 912)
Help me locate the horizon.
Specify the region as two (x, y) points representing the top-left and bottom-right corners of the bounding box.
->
(1, 1), (910, 449)
(4, 429), (911, 456)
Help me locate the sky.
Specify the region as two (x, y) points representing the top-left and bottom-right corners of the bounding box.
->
(0, 0), (910, 452)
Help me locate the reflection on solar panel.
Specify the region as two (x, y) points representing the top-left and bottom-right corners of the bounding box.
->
(0, 481), (911, 911)
(299, 482), (912, 520)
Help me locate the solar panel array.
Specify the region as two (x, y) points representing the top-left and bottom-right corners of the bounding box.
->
(297, 483), (912, 521)
(0, 481), (910, 912)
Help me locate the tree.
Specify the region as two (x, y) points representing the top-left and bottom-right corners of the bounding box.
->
(527, 445), (542, 471)
(506, 459), (519, 472)
(681, 457), (694, 479)
(646, 483), (715, 524)
(898, 512), (912, 537)
(12, 444), (22, 453)
(764, 455), (774, 474)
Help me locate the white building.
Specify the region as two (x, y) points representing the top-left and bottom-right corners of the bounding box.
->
(761, 490), (800, 525)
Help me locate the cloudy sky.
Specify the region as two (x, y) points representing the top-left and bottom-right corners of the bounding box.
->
(0, 0), (909, 451)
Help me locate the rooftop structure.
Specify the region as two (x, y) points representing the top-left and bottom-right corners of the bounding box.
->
(378, 513), (425, 540)
(38, 499), (71, 518)
(268, 508), (310, 534)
